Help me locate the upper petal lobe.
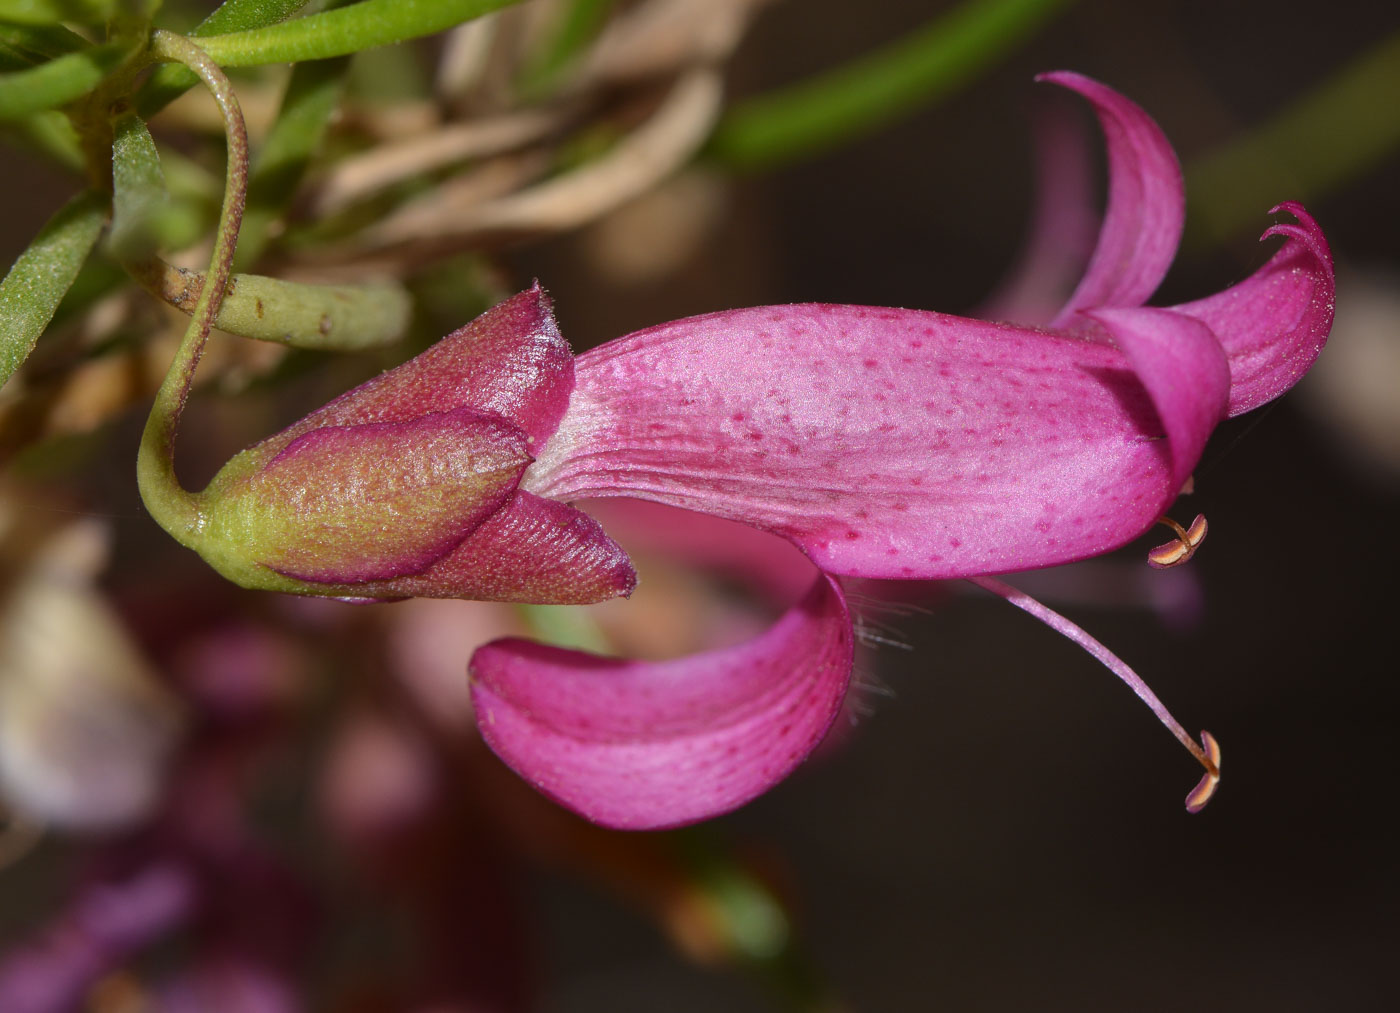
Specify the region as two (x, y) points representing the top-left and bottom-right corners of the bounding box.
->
(526, 304), (1212, 580)
(1041, 71), (1185, 325)
(1170, 202), (1335, 416)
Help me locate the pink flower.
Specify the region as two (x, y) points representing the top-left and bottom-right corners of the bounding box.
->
(181, 73), (1332, 830)
(468, 72), (1332, 829)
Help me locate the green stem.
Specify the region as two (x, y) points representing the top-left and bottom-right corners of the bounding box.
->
(137, 0), (311, 117)
(707, 0), (1075, 170)
(137, 30), (248, 544)
(195, 0), (522, 67)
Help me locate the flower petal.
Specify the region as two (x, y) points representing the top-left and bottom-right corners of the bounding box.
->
(275, 282), (573, 451)
(978, 89), (1099, 326)
(354, 490), (636, 604)
(1042, 71), (1185, 326)
(527, 304), (1204, 579)
(1079, 306), (1230, 491)
(469, 574), (853, 829)
(1169, 202), (1335, 417)
(211, 407), (531, 584)
(0, 864), (195, 1013)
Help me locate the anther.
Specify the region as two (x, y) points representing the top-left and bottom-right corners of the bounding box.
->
(1184, 730), (1222, 813)
(1147, 513), (1207, 569)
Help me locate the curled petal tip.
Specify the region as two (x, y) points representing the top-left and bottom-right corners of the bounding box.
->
(1268, 199), (1308, 218)
(1147, 513), (1208, 569)
(1185, 730), (1222, 813)
(1259, 204), (1331, 264)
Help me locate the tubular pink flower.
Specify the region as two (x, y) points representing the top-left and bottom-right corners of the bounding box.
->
(164, 73), (1332, 830)
(468, 73), (1333, 829)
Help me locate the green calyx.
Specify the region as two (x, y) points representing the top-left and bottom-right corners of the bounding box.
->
(192, 410), (532, 595)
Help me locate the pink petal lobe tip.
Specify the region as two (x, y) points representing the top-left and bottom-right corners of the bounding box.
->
(1147, 513), (1208, 569)
(1185, 730), (1222, 813)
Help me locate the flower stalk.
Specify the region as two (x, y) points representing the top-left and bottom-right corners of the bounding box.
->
(135, 30), (248, 544)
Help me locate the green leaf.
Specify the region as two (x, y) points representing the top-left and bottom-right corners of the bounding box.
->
(197, 0), (522, 67)
(237, 55), (348, 267)
(0, 22), (90, 66)
(0, 0), (117, 25)
(127, 259), (412, 351)
(109, 112), (171, 260)
(217, 273), (412, 351)
(517, 0), (615, 95)
(0, 108), (84, 170)
(1186, 29), (1400, 245)
(0, 190), (106, 389)
(194, 0), (311, 36)
(0, 42), (129, 120)
(707, 0), (1075, 170)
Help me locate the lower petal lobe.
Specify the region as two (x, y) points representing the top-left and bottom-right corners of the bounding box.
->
(469, 573), (852, 830)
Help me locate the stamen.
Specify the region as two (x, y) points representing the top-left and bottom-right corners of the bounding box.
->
(1147, 513), (1207, 569)
(1184, 731), (1222, 813)
(970, 575), (1221, 812)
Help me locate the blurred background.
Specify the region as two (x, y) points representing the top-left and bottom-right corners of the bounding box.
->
(1, 0), (1396, 1009)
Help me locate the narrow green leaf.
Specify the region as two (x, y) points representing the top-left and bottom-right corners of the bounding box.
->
(0, 22), (90, 65)
(708, 0), (1075, 170)
(194, 0), (311, 36)
(0, 109), (85, 170)
(1186, 29), (1400, 245)
(0, 190), (106, 389)
(197, 0), (522, 67)
(137, 0), (312, 116)
(109, 112), (170, 260)
(215, 273), (412, 350)
(128, 259), (412, 350)
(0, 42), (129, 120)
(236, 55), (348, 268)
(517, 0), (615, 95)
(0, 0), (117, 25)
